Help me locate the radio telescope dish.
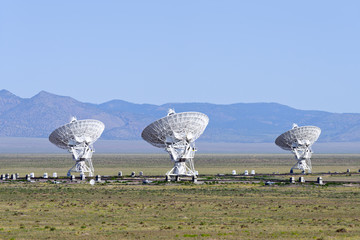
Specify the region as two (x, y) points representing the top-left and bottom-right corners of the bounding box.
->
(49, 118), (105, 177)
(275, 124), (321, 173)
(142, 109), (209, 180)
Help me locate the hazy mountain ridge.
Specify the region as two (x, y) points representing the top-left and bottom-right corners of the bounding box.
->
(0, 90), (360, 142)
(0, 90), (23, 114)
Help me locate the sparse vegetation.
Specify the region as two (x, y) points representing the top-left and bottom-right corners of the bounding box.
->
(0, 154), (358, 239)
(0, 182), (359, 239)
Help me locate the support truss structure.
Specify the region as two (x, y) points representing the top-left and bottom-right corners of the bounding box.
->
(165, 141), (197, 179)
(290, 144), (313, 173)
(67, 142), (95, 177)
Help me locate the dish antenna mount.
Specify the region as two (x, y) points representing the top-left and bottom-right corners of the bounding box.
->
(275, 124), (321, 173)
(49, 118), (105, 177)
(142, 109), (209, 180)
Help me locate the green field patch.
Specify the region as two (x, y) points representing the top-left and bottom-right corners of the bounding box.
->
(0, 154), (359, 239)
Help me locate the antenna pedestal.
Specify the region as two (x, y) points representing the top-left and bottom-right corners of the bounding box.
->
(165, 143), (197, 180)
(166, 160), (197, 177)
(67, 158), (94, 177)
(68, 144), (95, 177)
(291, 147), (312, 173)
(290, 158), (312, 174)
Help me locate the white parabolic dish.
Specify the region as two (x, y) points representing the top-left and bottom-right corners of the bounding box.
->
(49, 119), (105, 149)
(142, 111), (209, 179)
(275, 126), (321, 151)
(275, 125), (321, 173)
(141, 112), (209, 148)
(49, 119), (105, 177)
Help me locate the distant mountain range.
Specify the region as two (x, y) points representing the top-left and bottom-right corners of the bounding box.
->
(0, 89), (360, 143)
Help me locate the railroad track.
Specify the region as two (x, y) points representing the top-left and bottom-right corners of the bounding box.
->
(0, 171), (359, 184)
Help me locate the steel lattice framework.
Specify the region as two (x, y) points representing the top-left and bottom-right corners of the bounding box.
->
(275, 124), (321, 173)
(49, 118), (105, 177)
(142, 110), (209, 180)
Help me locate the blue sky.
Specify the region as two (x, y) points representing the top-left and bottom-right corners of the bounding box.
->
(1, 1), (359, 113)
